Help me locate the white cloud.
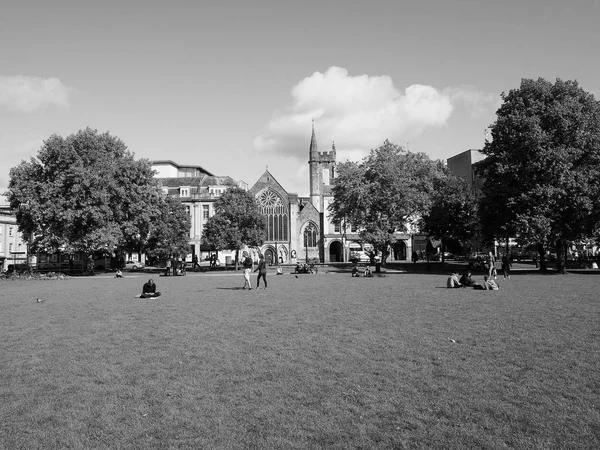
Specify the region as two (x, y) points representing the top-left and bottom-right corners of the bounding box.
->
(443, 85), (499, 118)
(254, 66), (497, 165)
(0, 76), (72, 112)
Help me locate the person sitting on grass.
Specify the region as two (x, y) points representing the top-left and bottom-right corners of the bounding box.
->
(364, 266), (373, 277)
(447, 272), (462, 288)
(483, 275), (500, 290)
(459, 270), (474, 287)
(140, 279), (161, 298)
(115, 269), (123, 278)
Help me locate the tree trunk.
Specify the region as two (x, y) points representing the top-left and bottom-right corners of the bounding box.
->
(537, 243), (547, 273)
(235, 248), (239, 270)
(441, 237), (445, 264)
(556, 239), (566, 274)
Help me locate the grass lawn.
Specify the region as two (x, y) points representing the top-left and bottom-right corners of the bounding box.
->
(1, 270), (599, 449)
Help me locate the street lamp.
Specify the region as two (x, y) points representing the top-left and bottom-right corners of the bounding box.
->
(304, 223), (315, 264)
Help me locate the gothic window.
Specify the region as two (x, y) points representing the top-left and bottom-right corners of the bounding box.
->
(303, 222), (318, 248)
(257, 189), (289, 241)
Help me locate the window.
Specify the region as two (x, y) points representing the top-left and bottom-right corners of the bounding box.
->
(257, 189), (289, 241)
(9, 227), (13, 236)
(9, 243), (13, 253)
(334, 222), (340, 233)
(203, 205), (209, 219)
(180, 187), (190, 197)
(185, 206), (191, 215)
(303, 223), (317, 248)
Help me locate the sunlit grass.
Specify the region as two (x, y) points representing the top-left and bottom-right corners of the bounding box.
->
(1, 270), (599, 449)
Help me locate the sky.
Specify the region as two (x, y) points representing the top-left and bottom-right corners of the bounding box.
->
(2, 0), (600, 202)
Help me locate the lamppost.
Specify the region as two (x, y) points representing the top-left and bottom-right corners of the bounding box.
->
(304, 223), (316, 264)
(304, 227), (310, 264)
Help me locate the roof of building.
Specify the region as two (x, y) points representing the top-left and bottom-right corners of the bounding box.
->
(157, 175), (238, 188)
(151, 160), (214, 177)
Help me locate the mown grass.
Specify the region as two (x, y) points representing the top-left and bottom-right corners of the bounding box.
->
(1, 270), (599, 449)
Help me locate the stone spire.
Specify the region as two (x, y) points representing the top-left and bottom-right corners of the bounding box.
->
(309, 119), (318, 158)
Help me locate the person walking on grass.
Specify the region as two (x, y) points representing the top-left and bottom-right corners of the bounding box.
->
(501, 253), (512, 280)
(243, 267), (252, 290)
(254, 254), (268, 289)
(486, 251), (497, 279)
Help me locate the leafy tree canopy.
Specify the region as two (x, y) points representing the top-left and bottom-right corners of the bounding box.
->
(421, 170), (477, 261)
(201, 187), (267, 254)
(145, 195), (191, 259)
(7, 128), (175, 256)
(329, 140), (443, 261)
(478, 78), (600, 271)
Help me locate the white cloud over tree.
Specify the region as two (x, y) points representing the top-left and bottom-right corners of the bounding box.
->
(0, 76), (71, 112)
(254, 66), (497, 163)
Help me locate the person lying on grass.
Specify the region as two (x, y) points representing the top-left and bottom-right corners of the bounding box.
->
(140, 279), (161, 298)
(459, 270), (474, 287)
(473, 275), (500, 290)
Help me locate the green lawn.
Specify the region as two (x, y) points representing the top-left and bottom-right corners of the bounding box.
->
(1, 270), (599, 449)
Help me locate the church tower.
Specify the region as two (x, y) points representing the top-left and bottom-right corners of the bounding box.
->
(308, 121), (336, 212)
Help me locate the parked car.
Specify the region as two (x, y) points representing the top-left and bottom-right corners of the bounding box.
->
(468, 252), (488, 270)
(349, 251), (381, 263)
(124, 260), (144, 270)
(432, 252), (454, 261)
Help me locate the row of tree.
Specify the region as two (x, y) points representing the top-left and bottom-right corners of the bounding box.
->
(8, 78), (600, 274)
(328, 78), (600, 273)
(327, 140), (476, 266)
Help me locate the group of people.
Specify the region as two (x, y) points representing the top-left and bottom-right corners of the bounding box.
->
(243, 254), (268, 290)
(447, 269), (500, 290)
(485, 252), (512, 280)
(164, 259), (186, 276)
(351, 263), (372, 277)
(294, 263), (318, 274)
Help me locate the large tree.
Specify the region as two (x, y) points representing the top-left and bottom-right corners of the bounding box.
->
(201, 187), (267, 268)
(7, 128), (185, 263)
(478, 78), (600, 273)
(145, 195), (191, 260)
(329, 140), (442, 265)
(421, 171), (477, 263)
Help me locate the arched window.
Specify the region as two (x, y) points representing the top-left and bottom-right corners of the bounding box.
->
(257, 189), (289, 241)
(303, 222), (318, 248)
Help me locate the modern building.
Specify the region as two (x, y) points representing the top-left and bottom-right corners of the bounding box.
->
(447, 149), (485, 199)
(0, 204), (29, 271)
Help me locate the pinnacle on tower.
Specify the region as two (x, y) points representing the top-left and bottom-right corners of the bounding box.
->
(309, 119), (318, 156)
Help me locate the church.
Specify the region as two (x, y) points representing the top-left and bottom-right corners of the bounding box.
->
(152, 125), (417, 265)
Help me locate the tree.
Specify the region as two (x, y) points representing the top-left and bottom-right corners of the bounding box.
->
(478, 78), (600, 273)
(145, 195), (191, 260)
(421, 171), (477, 263)
(201, 187), (267, 268)
(329, 140), (442, 266)
(7, 128), (177, 267)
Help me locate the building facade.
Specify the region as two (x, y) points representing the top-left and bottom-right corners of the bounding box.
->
(248, 125), (414, 264)
(447, 149), (485, 199)
(151, 160), (246, 265)
(0, 205), (29, 271)
(155, 127), (418, 265)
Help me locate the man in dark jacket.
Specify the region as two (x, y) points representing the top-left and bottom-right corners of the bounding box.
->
(254, 255), (268, 289)
(141, 279), (161, 298)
